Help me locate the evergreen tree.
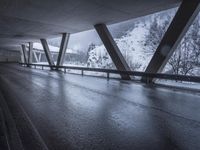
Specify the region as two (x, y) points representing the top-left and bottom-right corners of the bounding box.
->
(86, 43), (97, 68)
(144, 15), (171, 55)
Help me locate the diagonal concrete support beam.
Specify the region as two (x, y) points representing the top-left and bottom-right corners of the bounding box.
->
(20, 49), (25, 63)
(142, 0), (200, 83)
(33, 51), (39, 63)
(40, 39), (55, 69)
(56, 33), (70, 67)
(95, 24), (131, 80)
(38, 53), (42, 62)
(28, 42), (33, 65)
(21, 44), (28, 64)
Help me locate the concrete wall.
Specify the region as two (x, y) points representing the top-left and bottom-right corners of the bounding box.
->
(0, 49), (21, 62)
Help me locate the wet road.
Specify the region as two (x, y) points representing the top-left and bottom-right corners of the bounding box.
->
(0, 64), (200, 150)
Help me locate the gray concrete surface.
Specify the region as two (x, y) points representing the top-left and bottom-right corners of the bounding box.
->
(0, 108), (9, 150)
(0, 64), (199, 150)
(0, 0), (180, 50)
(0, 49), (20, 62)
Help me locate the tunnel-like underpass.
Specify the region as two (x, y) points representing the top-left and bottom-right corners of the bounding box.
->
(0, 64), (199, 150)
(0, 1), (200, 149)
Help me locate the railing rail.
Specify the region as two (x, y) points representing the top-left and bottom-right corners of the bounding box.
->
(19, 63), (200, 83)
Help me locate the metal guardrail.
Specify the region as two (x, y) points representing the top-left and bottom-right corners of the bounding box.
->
(19, 63), (200, 83)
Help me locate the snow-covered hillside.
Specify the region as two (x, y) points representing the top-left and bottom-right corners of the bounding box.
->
(115, 23), (150, 71)
(87, 8), (200, 76)
(46, 7), (200, 76)
(87, 15), (170, 71)
(87, 23), (150, 71)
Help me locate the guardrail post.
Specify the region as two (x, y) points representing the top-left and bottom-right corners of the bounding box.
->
(107, 72), (110, 80)
(21, 45), (28, 65)
(28, 42), (33, 67)
(81, 70), (84, 76)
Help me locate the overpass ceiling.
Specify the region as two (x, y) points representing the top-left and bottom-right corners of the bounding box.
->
(0, 0), (181, 50)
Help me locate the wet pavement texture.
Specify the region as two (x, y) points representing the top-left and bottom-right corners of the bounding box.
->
(0, 64), (200, 150)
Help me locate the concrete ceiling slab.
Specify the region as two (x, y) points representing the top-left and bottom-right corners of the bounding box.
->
(0, 0), (181, 50)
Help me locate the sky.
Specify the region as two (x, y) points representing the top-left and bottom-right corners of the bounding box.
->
(48, 8), (177, 52)
(68, 29), (102, 51)
(48, 16), (143, 52)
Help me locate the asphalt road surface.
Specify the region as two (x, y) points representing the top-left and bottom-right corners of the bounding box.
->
(0, 64), (199, 150)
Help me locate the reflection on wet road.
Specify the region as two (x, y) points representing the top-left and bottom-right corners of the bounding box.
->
(0, 64), (200, 150)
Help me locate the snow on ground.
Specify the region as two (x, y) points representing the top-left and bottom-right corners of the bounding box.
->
(33, 43), (59, 52)
(158, 80), (200, 90)
(33, 42), (77, 54)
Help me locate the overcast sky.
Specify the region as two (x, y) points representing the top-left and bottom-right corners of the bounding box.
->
(68, 19), (137, 51)
(49, 16), (141, 52)
(68, 29), (102, 51)
(49, 8), (176, 52)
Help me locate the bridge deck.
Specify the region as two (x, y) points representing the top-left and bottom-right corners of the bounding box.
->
(0, 64), (199, 150)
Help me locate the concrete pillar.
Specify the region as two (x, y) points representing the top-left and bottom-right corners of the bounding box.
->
(28, 42), (33, 64)
(142, 0), (200, 83)
(94, 24), (131, 80)
(38, 53), (42, 62)
(40, 39), (55, 69)
(20, 49), (25, 63)
(33, 51), (39, 63)
(56, 33), (70, 67)
(21, 44), (27, 64)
